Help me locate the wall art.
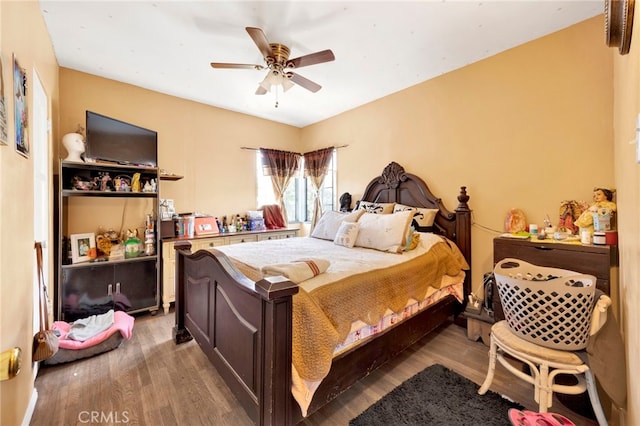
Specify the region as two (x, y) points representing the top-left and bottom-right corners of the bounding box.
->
(13, 54), (29, 157)
(0, 52), (7, 145)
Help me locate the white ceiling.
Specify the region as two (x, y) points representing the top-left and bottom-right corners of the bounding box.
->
(39, 1), (604, 128)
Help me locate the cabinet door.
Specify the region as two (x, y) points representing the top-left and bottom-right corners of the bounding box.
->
(62, 265), (114, 322)
(114, 260), (158, 312)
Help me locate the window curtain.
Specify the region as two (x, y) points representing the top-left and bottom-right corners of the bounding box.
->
(304, 147), (334, 231)
(259, 148), (301, 226)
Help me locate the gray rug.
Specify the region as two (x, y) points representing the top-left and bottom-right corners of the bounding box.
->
(350, 364), (524, 426)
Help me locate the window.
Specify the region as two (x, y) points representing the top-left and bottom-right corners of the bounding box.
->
(256, 150), (336, 223)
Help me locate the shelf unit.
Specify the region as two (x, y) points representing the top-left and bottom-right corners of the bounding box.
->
(55, 160), (160, 321)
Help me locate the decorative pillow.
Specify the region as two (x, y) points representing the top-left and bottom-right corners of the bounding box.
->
(405, 231), (421, 251)
(334, 221), (360, 248)
(393, 203), (439, 229)
(310, 210), (364, 241)
(354, 210), (414, 253)
(357, 201), (395, 214)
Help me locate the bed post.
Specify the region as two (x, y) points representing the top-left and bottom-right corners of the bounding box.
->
(255, 277), (299, 425)
(455, 186), (472, 300)
(173, 240), (193, 344)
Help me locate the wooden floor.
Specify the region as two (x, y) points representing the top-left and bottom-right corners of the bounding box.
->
(31, 311), (598, 426)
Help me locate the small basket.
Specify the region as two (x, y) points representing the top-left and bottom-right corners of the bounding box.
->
(494, 258), (597, 351)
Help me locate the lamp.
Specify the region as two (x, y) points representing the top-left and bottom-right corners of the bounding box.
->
(259, 69), (294, 93)
(259, 67), (294, 108)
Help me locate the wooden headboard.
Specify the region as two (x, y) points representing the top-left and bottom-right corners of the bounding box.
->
(358, 161), (472, 295)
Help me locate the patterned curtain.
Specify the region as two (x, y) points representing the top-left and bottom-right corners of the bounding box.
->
(259, 148), (301, 226)
(304, 147), (334, 231)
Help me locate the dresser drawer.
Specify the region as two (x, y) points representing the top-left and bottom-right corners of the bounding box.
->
(192, 238), (227, 251)
(493, 237), (616, 295)
(227, 235), (258, 245)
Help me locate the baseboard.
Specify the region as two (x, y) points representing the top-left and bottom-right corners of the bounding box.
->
(21, 388), (38, 426)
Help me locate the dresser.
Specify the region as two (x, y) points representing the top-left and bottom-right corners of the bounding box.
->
(160, 228), (299, 314)
(466, 236), (618, 344)
(493, 236), (619, 320)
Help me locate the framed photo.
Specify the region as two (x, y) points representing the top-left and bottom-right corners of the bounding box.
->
(13, 53), (28, 158)
(71, 233), (96, 264)
(0, 51), (7, 145)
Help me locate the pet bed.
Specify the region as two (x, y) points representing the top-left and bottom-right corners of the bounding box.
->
(44, 310), (135, 365)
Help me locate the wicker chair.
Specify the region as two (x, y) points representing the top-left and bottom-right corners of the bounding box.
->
(478, 258), (610, 426)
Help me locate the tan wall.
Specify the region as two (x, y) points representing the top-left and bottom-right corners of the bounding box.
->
(0, 1), (59, 425)
(58, 69), (301, 234)
(303, 16), (614, 300)
(612, 7), (640, 424)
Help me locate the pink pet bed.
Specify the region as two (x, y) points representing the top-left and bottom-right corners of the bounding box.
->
(44, 311), (135, 365)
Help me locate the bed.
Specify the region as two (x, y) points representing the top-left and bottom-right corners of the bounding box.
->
(173, 161), (472, 425)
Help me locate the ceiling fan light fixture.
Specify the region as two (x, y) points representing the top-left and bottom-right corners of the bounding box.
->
(282, 76), (294, 92)
(259, 69), (294, 93)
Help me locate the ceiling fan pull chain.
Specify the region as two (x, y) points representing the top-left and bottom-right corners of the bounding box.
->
(275, 85), (279, 108)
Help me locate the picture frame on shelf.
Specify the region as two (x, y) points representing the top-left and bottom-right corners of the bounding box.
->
(70, 233), (96, 264)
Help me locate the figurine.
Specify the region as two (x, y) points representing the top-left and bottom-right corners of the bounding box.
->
(339, 192), (352, 212)
(131, 173), (141, 192)
(574, 187), (617, 232)
(100, 172), (112, 191)
(62, 133), (85, 162)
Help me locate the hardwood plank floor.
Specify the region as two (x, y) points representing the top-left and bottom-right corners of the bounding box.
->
(31, 311), (599, 426)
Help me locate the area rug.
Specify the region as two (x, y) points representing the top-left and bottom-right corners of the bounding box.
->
(350, 364), (524, 426)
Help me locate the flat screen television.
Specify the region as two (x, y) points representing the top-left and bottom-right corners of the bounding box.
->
(85, 111), (158, 167)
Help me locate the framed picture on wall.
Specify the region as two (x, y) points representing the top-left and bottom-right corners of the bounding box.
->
(0, 51), (7, 145)
(13, 53), (29, 157)
(70, 233), (96, 264)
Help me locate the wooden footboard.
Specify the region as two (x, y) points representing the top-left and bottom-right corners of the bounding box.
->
(174, 242), (463, 425)
(173, 241), (299, 425)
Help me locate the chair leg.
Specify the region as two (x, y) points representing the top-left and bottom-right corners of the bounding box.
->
(585, 370), (609, 426)
(478, 335), (497, 395)
(538, 363), (551, 413)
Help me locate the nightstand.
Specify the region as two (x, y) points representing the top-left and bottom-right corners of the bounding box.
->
(493, 236), (619, 319)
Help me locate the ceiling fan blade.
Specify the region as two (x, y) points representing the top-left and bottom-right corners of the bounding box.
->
(255, 86), (268, 95)
(246, 27), (273, 59)
(286, 49), (335, 69)
(211, 62), (264, 70)
(288, 72), (322, 93)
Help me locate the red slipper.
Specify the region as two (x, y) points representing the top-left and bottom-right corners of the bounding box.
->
(508, 409), (576, 426)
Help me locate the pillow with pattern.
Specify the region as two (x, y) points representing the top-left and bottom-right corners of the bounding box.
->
(357, 201), (395, 214)
(405, 231), (421, 251)
(311, 210), (364, 241)
(393, 203), (439, 229)
(334, 221), (360, 248)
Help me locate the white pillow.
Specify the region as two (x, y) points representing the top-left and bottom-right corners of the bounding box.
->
(310, 210), (364, 241)
(334, 221), (360, 248)
(393, 203), (439, 228)
(354, 210), (414, 253)
(357, 201), (395, 214)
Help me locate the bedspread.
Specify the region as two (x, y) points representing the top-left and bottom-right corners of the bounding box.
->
(217, 234), (468, 383)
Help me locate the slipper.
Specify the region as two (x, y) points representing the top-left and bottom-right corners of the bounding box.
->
(534, 412), (575, 426)
(508, 409), (554, 426)
(508, 409), (576, 426)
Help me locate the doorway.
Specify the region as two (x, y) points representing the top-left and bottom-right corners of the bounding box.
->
(32, 70), (50, 373)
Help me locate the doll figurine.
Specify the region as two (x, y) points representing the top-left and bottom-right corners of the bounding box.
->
(574, 187), (616, 232)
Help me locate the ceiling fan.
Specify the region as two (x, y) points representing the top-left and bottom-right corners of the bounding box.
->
(211, 27), (335, 97)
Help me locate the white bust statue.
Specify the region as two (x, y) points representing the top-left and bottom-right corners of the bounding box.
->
(62, 133), (85, 162)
